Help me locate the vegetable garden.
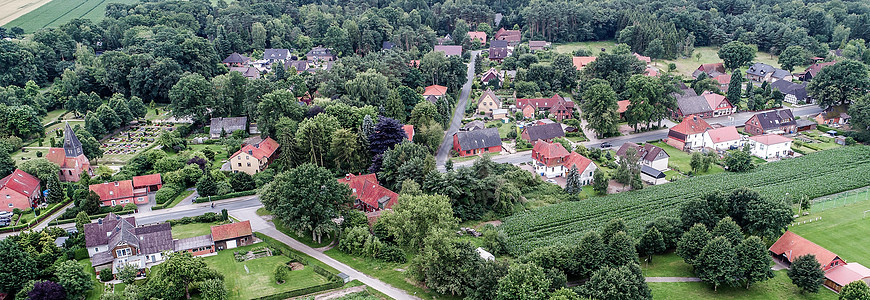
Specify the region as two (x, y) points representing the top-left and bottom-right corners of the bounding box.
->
(500, 146), (870, 255)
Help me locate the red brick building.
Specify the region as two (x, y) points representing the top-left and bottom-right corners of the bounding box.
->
(0, 169), (41, 212)
(516, 95), (575, 121)
(132, 174), (162, 192)
(46, 123), (92, 182)
(453, 128), (502, 157)
(89, 180), (148, 207)
(338, 173), (399, 212)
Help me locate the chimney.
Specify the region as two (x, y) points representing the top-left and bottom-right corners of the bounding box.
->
(345, 174), (352, 180)
(98, 219), (103, 224)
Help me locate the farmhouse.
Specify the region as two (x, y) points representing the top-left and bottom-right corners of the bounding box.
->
(671, 91), (735, 119)
(667, 115), (713, 150)
(46, 123), (92, 182)
(701, 126), (742, 150)
(747, 134), (792, 159)
(211, 220), (254, 250)
(746, 63), (792, 83)
(0, 169), (41, 212)
(132, 174), (162, 193)
(338, 173), (399, 212)
(521, 123), (565, 142)
(572, 56), (596, 70)
(493, 28), (521, 45)
(744, 109), (797, 135)
(433, 45), (463, 57)
(769, 231), (870, 293)
(229, 137), (280, 175)
(423, 85), (448, 99)
(813, 106), (851, 125)
(531, 141), (597, 181)
(453, 128), (502, 157)
(516, 94), (574, 121)
(771, 80), (810, 104)
(90, 180), (149, 207)
(467, 31), (487, 46)
(210, 117), (247, 139)
(796, 61), (836, 81)
(615, 142), (670, 171)
(477, 89), (502, 115)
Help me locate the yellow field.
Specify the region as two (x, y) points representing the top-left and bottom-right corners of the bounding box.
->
(0, 0), (55, 26)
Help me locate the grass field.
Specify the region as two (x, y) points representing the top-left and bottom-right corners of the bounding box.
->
(790, 189), (870, 266)
(4, 0), (139, 33)
(203, 243), (330, 300)
(640, 252), (694, 277)
(42, 109), (68, 124)
(649, 270), (837, 300)
(651, 142), (725, 175)
(78, 259), (105, 300)
(170, 221), (219, 239)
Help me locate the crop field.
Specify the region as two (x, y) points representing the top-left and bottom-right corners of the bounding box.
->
(3, 0), (138, 33)
(500, 146), (870, 255)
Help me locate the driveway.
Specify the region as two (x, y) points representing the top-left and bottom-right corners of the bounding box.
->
(435, 50), (480, 167)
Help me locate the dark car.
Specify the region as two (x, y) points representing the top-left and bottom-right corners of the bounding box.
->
(600, 142), (612, 148)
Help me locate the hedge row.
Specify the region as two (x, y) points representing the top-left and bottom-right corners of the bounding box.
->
(193, 190), (257, 203)
(0, 200), (71, 233)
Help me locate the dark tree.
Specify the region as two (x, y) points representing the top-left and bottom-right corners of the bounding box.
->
(735, 236), (774, 289)
(788, 254), (826, 293)
(368, 116), (406, 156)
(646, 216), (683, 249)
(606, 231), (638, 268)
(637, 226), (666, 263)
(27, 281), (65, 300)
(695, 236), (739, 291)
(808, 60), (870, 108)
(711, 217), (743, 246)
(676, 223), (711, 265)
(0, 239), (38, 295)
(230, 172), (256, 192)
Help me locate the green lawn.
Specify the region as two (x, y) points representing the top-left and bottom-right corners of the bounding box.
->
(554, 41), (619, 55)
(324, 249), (461, 300)
(651, 142), (725, 175)
(203, 243), (330, 300)
(42, 109), (68, 124)
(649, 270), (837, 300)
(791, 189), (870, 267)
(163, 190), (195, 209)
(187, 144), (230, 169)
(78, 259), (105, 300)
(640, 252), (694, 277)
(485, 120), (513, 139)
(170, 221), (219, 239)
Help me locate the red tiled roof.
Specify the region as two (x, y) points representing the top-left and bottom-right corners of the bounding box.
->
(714, 74), (731, 85)
(467, 31), (487, 42)
(633, 53), (651, 63)
(645, 68), (658, 77)
(494, 28), (521, 42)
(825, 263), (870, 286)
(698, 63), (725, 73)
(210, 220), (252, 241)
(563, 152), (593, 171)
(702, 92), (730, 110)
(769, 231), (839, 266)
(617, 100), (631, 113)
(805, 61), (837, 77)
(533, 140), (570, 160)
(231, 137), (279, 161)
(132, 174), (162, 188)
(89, 180), (134, 201)
(516, 95), (569, 109)
(748, 134), (793, 145)
(572, 56), (597, 70)
(337, 174), (399, 210)
(423, 85), (448, 96)
(0, 169), (40, 197)
(705, 126), (741, 144)
(403, 125), (415, 140)
(671, 115), (713, 136)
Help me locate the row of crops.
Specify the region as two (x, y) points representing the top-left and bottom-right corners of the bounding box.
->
(499, 146), (870, 255)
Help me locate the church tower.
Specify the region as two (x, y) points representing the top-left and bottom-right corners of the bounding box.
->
(62, 122), (84, 157)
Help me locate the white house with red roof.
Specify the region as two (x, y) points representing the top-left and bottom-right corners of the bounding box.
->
(747, 134), (792, 159)
(531, 141), (597, 182)
(229, 137), (280, 175)
(89, 180), (148, 207)
(667, 115), (713, 150)
(0, 169), (41, 212)
(338, 173), (399, 212)
(422, 85), (448, 99)
(702, 126), (743, 150)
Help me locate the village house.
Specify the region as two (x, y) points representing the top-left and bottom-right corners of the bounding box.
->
(403, 124), (415, 141)
(516, 94), (575, 121)
(423, 85), (448, 100)
(229, 137), (280, 175)
(210, 117), (247, 139)
(671, 91), (735, 119)
(771, 80), (810, 104)
(744, 109), (797, 135)
(701, 126), (743, 150)
(461, 120), (486, 131)
(433, 45), (463, 57)
(531, 140), (597, 181)
(641, 166), (667, 185)
(746, 63), (792, 83)
(488, 47), (509, 63)
(796, 61), (836, 81)
(477, 89), (502, 116)
(228, 67), (260, 79)
(667, 115), (713, 150)
(453, 128), (502, 157)
(633, 53), (651, 64)
(529, 41), (551, 52)
(132, 174), (162, 193)
(490, 40), (509, 49)
(305, 46), (336, 61)
(221, 53), (250, 67)
(47, 123), (92, 182)
(0, 169), (41, 212)
(521, 122), (565, 143)
(263, 49), (291, 64)
(713, 74), (731, 92)
(338, 173), (399, 212)
(467, 31), (487, 46)
(615, 142), (670, 171)
(211, 220), (254, 250)
(769, 231), (870, 293)
(617, 100), (631, 120)
(747, 134), (793, 159)
(572, 56), (596, 71)
(493, 28), (521, 46)
(480, 68), (504, 86)
(692, 63), (726, 79)
(813, 106), (851, 125)
(90, 180), (148, 207)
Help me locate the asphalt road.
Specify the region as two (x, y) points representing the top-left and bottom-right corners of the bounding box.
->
(435, 51), (480, 167)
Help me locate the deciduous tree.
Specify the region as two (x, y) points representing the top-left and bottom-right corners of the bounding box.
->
(695, 236), (739, 291)
(788, 254), (826, 293)
(54, 260), (92, 300)
(718, 41), (756, 70)
(808, 60), (870, 108)
(581, 83), (620, 138)
(637, 226), (666, 263)
(735, 236), (774, 289)
(377, 194), (458, 248)
(676, 223), (711, 264)
(496, 263), (550, 300)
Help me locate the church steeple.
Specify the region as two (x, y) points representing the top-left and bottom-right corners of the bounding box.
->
(62, 122), (84, 157)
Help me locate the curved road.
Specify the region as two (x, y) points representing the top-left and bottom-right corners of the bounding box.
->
(435, 50), (480, 167)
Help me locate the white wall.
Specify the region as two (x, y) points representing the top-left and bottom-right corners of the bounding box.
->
(749, 140), (792, 159)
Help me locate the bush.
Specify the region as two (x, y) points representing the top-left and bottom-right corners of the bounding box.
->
(376, 244), (406, 263)
(274, 265), (290, 284)
(155, 185), (180, 204)
(99, 270), (114, 282)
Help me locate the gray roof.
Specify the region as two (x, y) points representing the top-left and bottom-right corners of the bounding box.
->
(426, 95), (439, 104)
(434, 45), (462, 56)
(490, 40), (509, 49)
(222, 53), (249, 64)
(174, 234), (214, 251)
(462, 120), (486, 131)
(134, 223), (173, 255)
(54, 236), (68, 248)
(85, 213), (136, 247)
(524, 123), (565, 141)
(751, 109), (796, 130)
(306, 47), (335, 60)
(771, 80), (807, 101)
(91, 251), (114, 266)
(454, 128), (502, 150)
(63, 122), (84, 157)
(210, 117), (247, 136)
(107, 219), (139, 250)
(772, 68), (792, 79)
(746, 63), (775, 77)
(263, 49), (290, 61)
(641, 165), (665, 179)
(489, 47), (509, 59)
(676, 95), (713, 115)
(616, 142), (669, 163)
(795, 119), (817, 128)
(382, 41), (396, 50)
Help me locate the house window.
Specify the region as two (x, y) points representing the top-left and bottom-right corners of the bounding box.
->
(247, 163), (251, 167)
(5, 195), (9, 199)
(116, 248), (131, 257)
(8, 203), (13, 207)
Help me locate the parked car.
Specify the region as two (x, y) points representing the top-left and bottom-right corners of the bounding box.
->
(546, 179), (558, 184)
(600, 142), (612, 148)
(0, 211), (12, 218)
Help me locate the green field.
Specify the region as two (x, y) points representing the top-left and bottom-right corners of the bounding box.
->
(791, 189), (870, 266)
(649, 270), (836, 300)
(5, 0), (139, 33)
(500, 146), (870, 255)
(651, 142), (725, 175)
(170, 221), (219, 239)
(203, 243), (330, 300)
(641, 252), (694, 277)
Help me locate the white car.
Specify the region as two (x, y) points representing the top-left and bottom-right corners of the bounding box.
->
(546, 179), (558, 184)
